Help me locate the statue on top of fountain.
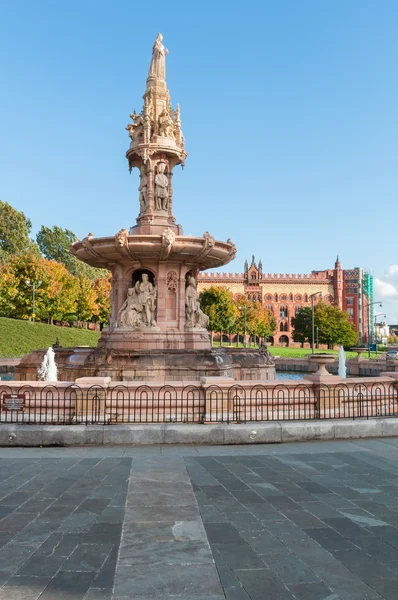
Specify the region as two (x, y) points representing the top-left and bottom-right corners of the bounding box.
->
(117, 273), (157, 329)
(148, 33), (168, 81)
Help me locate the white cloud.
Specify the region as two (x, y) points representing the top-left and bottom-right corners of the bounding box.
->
(374, 278), (398, 298)
(386, 265), (398, 277)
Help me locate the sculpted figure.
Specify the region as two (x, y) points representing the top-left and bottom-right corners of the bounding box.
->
(135, 273), (157, 327)
(154, 162), (169, 210)
(185, 277), (209, 329)
(115, 228), (129, 247)
(117, 288), (141, 329)
(158, 110), (175, 139)
(126, 112), (145, 142)
(138, 167), (148, 212)
(148, 33), (168, 81)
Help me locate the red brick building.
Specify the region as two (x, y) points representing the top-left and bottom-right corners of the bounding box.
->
(198, 256), (372, 346)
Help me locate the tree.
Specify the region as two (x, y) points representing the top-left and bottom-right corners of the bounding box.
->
(235, 296), (276, 344)
(251, 303), (277, 340)
(0, 201), (32, 261)
(292, 303), (358, 348)
(291, 307), (312, 346)
(36, 225), (107, 281)
(75, 277), (98, 323)
(199, 286), (238, 339)
(40, 260), (78, 324)
(316, 302), (358, 348)
(36, 226), (76, 269)
(94, 274), (111, 324)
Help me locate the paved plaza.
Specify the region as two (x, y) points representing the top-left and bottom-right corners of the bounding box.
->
(2, 440), (398, 598)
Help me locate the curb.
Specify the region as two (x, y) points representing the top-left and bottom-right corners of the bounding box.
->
(0, 418), (398, 446)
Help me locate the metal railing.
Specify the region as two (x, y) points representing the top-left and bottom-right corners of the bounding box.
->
(0, 381), (397, 426)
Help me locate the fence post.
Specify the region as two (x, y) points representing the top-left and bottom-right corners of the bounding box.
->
(74, 377), (111, 423)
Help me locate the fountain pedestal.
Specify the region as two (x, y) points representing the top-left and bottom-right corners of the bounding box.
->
(304, 354), (341, 383)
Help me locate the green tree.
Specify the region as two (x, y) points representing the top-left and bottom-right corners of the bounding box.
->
(36, 225), (107, 281)
(292, 303), (358, 348)
(0, 201), (32, 262)
(316, 302), (358, 348)
(199, 286), (238, 340)
(36, 226), (76, 268)
(291, 307), (312, 346)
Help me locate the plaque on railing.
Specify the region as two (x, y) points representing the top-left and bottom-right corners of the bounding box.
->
(2, 394), (25, 412)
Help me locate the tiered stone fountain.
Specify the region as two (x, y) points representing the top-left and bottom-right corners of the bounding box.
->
(16, 34), (275, 383)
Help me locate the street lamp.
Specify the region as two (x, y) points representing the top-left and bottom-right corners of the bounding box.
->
(238, 304), (247, 348)
(25, 279), (42, 323)
(310, 291), (323, 354)
(363, 301), (383, 357)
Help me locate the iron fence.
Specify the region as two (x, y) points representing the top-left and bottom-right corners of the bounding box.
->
(0, 381), (397, 425)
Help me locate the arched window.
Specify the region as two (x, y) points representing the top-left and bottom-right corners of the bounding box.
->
(295, 294), (302, 301)
(289, 294), (293, 302)
(280, 305), (288, 318)
(266, 304), (273, 313)
(274, 294), (278, 302)
(251, 273), (256, 280)
(295, 305), (302, 314)
(266, 294), (272, 301)
(281, 294), (287, 301)
(280, 321), (288, 332)
(304, 294), (308, 302)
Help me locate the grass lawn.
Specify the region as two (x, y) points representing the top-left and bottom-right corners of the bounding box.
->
(212, 342), (382, 360)
(0, 317), (101, 358)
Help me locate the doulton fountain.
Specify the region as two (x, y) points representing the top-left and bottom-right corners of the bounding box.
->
(16, 34), (274, 383)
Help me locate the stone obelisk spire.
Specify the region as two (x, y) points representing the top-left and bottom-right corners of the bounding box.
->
(126, 33), (187, 235)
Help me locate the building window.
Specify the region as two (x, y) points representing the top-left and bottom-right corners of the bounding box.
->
(266, 304), (273, 313)
(279, 321), (288, 332)
(289, 294), (293, 302)
(304, 294), (308, 302)
(281, 294), (287, 301)
(347, 297), (354, 305)
(274, 294), (278, 302)
(347, 308), (354, 319)
(295, 294), (302, 301)
(295, 305), (302, 314)
(266, 294), (272, 301)
(280, 305), (288, 318)
(251, 273), (256, 280)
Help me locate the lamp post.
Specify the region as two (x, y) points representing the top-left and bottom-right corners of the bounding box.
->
(363, 301), (383, 357)
(25, 279), (42, 323)
(310, 291), (323, 354)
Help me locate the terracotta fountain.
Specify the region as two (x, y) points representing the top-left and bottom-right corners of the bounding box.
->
(15, 34), (275, 382)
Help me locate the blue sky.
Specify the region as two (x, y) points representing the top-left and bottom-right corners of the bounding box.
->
(1, 1), (398, 320)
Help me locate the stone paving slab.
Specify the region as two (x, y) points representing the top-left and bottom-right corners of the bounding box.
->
(185, 441), (398, 600)
(113, 455), (223, 599)
(0, 455), (130, 600)
(3, 440), (398, 598)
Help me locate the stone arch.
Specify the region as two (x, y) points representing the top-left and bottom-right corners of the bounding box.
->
(131, 268), (156, 287)
(279, 335), (289, 346)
